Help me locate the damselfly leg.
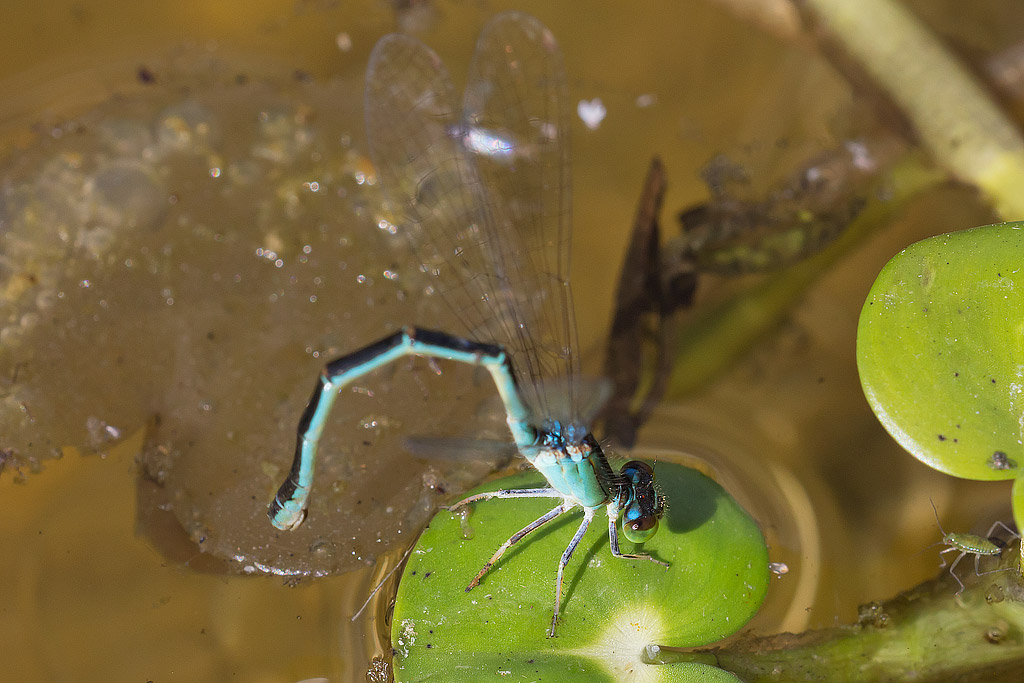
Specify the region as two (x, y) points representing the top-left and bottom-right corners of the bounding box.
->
(449, 484), (668, 637)
(270, 12), (672, 637)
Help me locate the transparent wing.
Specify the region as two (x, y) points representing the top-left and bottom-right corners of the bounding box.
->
(365, 12), (580, 426)
(462, 12), (579, 423)
(403, 436), (519, 464)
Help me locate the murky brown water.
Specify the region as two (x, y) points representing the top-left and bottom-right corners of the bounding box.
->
(1, 1), (1022, 681)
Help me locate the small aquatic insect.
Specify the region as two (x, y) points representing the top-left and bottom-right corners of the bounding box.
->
(987, 450), (1017, 471)
(929, 501), (1018, 594)
(268, 12), (668, 637)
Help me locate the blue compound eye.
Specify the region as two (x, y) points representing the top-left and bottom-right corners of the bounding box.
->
(620, 460), (650, 481)
(618, 460), (664, 543)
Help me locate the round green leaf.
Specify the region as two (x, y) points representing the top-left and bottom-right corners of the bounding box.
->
(1012, 474), (1024, 538)
(857, 222), (1024, 481)
(391, 462), (768, 682)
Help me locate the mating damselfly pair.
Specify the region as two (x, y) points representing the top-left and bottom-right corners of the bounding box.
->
(268, 12), (668, 637)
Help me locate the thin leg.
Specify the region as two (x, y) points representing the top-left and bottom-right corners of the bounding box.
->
(948, 552), (966, 594)
(466, 503), (570, 591)
(984, 520), (1019, 540)
(975, 564), (1015, 578)
(268, 327), (538, 530)
(937, 546), (957, 569)
(549, 507), (595, 638)
(606, 503), (669, 568)
(972, 520), (1019, 578)
(447, 487), (561, 511)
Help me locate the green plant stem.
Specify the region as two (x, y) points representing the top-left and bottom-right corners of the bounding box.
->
(803, 0), (1024, 220)
(658, 543), (1024, 681)
(666, 153), (943, 398)
(665, 0), (1024, 398)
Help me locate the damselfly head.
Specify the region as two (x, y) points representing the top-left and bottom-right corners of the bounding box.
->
(619, 460), (664, 543)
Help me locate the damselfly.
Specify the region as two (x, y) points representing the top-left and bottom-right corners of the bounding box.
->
(268, 12), (668, 637)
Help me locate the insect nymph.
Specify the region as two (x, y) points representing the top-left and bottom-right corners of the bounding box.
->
(930, 500), (1018, 594)
(268, 12), (667, 637)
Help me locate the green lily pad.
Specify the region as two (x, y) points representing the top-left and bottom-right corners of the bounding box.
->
(857, 222), (1024, 481)
(1012, 475), (1024, 540)
(391, 462), (768, 682)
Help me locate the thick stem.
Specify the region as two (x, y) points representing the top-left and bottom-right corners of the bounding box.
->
(801, 0), (1024, 220)
(679, 540), (1024, 682)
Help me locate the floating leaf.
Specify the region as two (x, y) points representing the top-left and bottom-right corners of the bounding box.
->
(1012, 475), (1024, 539)
(391, 462), (768, 682)
(857, 222), (1024, 482)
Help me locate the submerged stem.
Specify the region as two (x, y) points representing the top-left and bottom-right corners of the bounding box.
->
(803, 0), (1024, 219)
(666, 152), (943, 398)
(699, 540), (1024, 682)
